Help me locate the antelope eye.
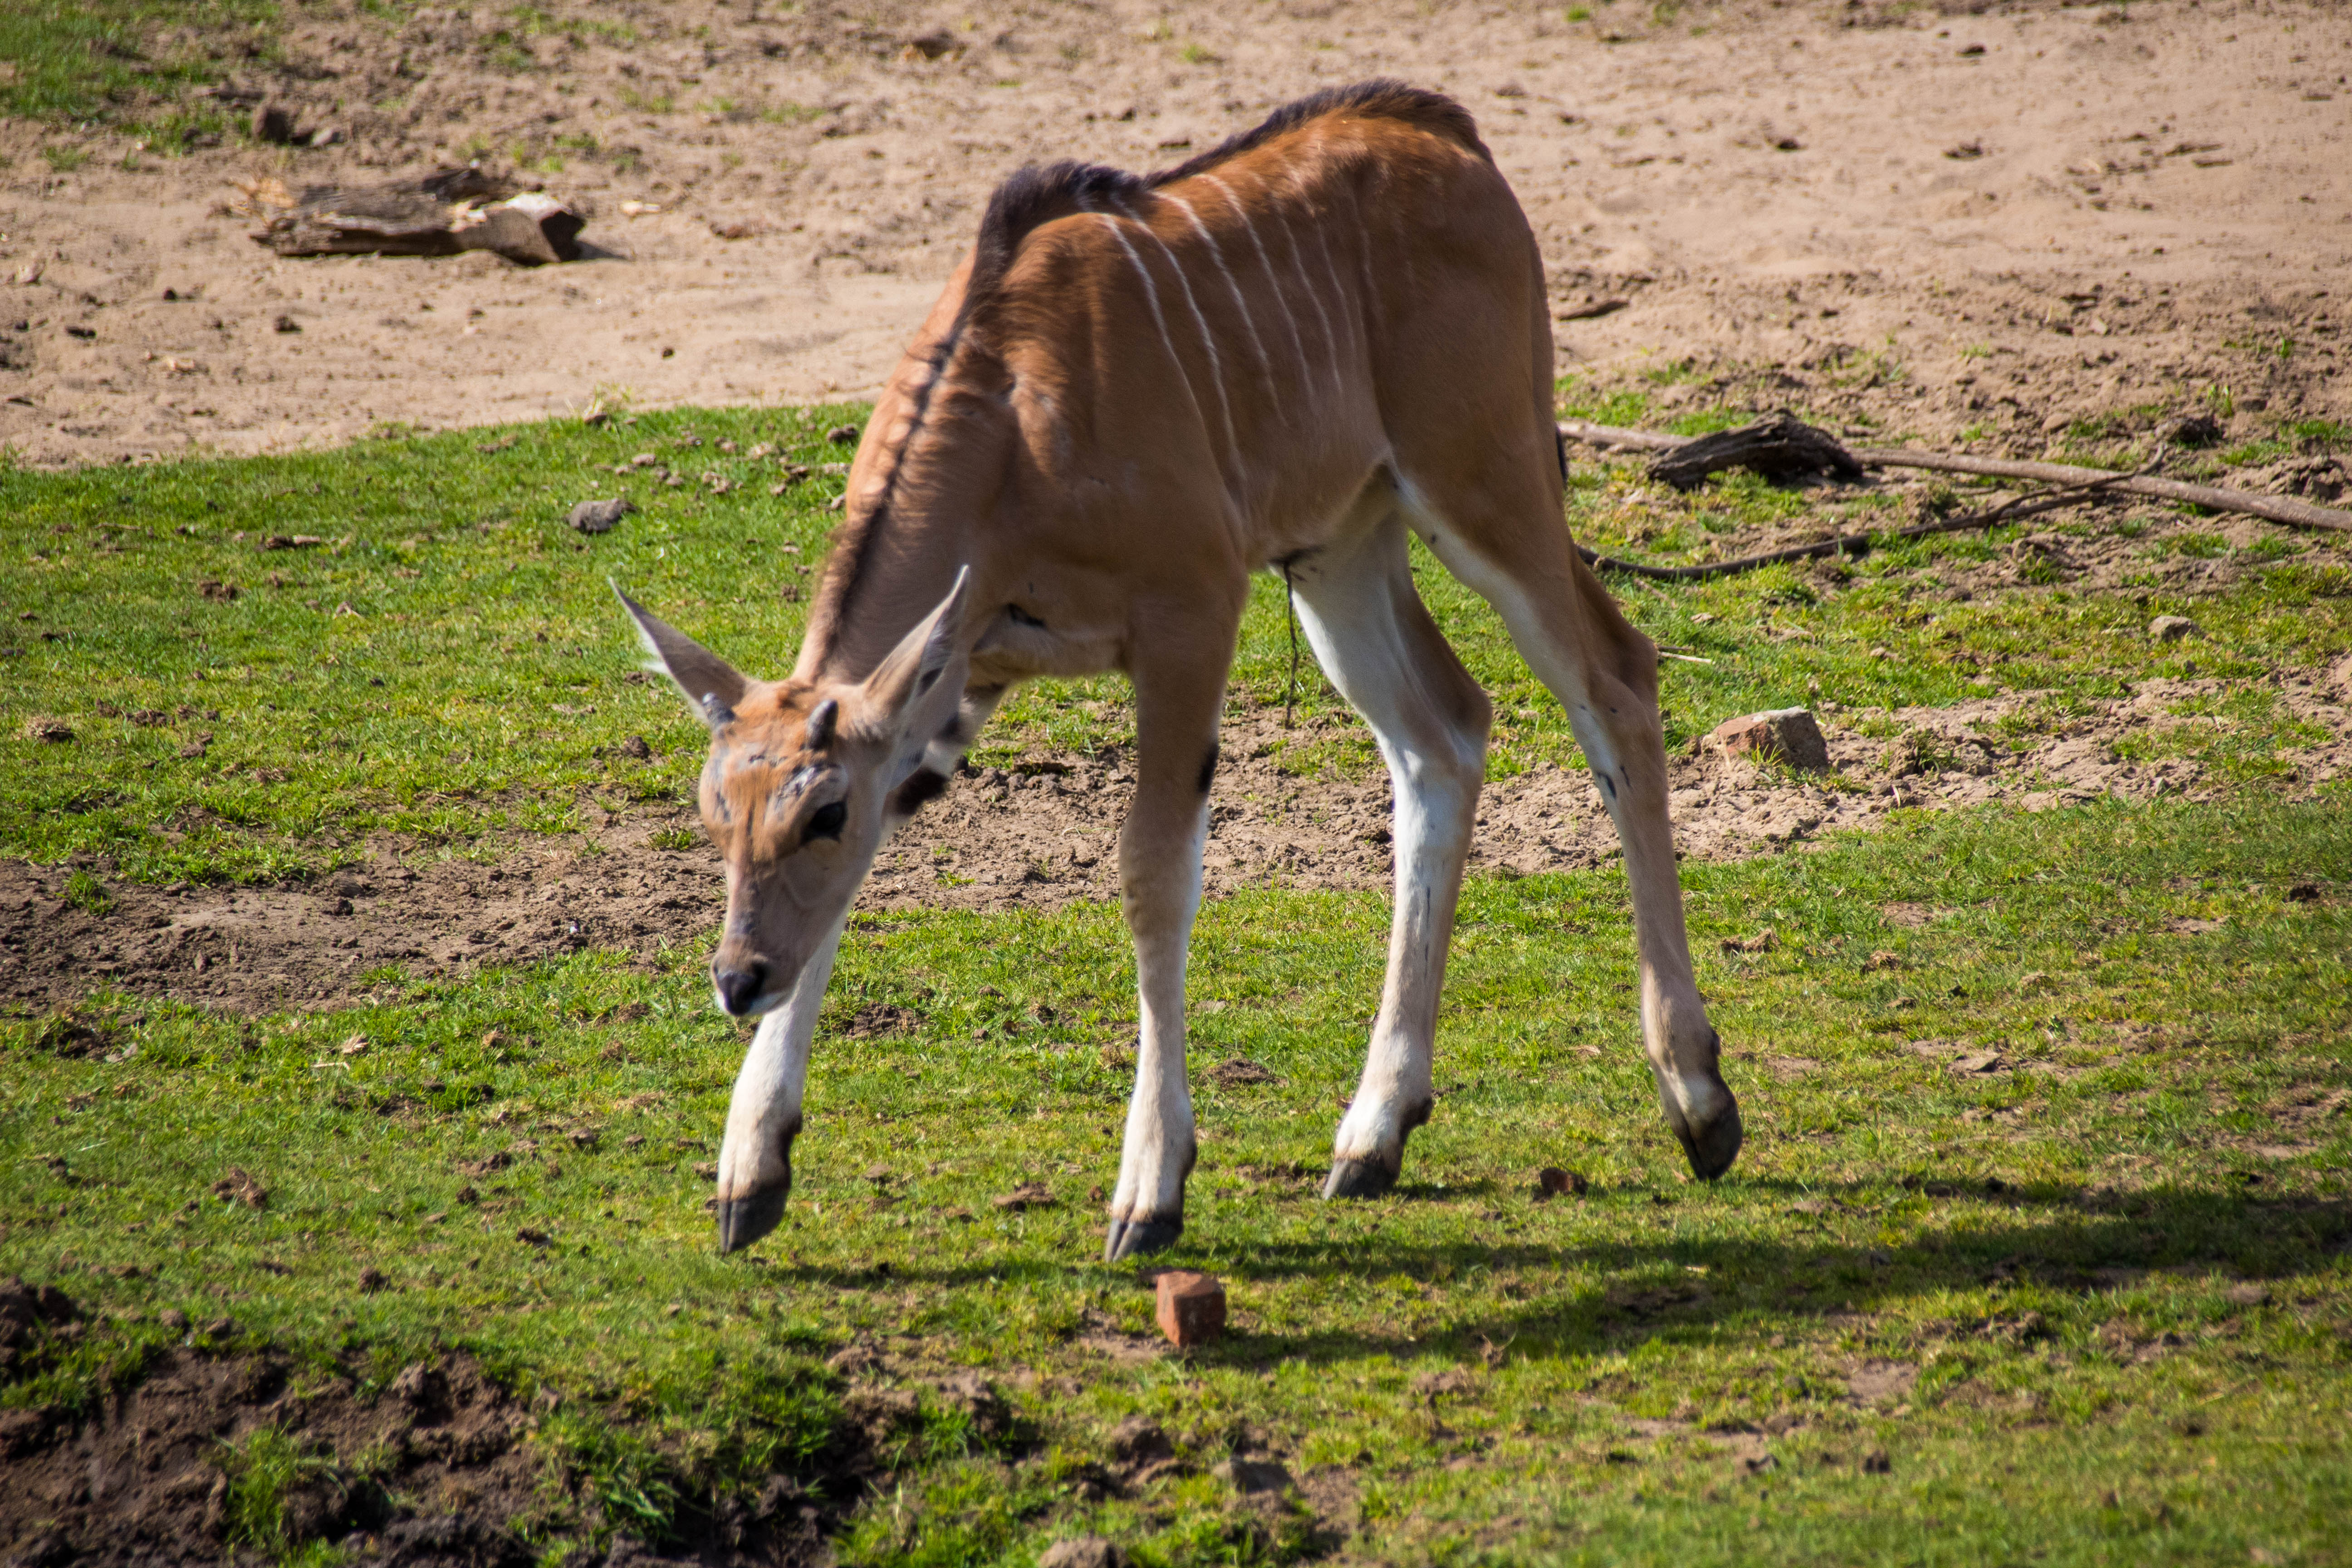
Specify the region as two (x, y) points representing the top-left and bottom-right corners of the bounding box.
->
(804, 800), (847, 843)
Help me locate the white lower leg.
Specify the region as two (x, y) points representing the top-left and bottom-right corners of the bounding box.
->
(1331, 751), (1475, 1176)
(714, 914), (844, 1251)
(1107, 803), (1205, 1256)
(1285, 519), (1488, 1196)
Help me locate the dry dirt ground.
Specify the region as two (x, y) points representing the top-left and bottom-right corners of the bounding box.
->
(0, 0), (2346, 465)
(10, 658), (2350, 1014)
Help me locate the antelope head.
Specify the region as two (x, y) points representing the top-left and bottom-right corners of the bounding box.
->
(614, 569), (972, 1017)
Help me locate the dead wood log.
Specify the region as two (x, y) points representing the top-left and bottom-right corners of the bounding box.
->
(1558, 418), (2352, 534)
(248, 169), (584, 266)
(1647, 411), (1866, 490)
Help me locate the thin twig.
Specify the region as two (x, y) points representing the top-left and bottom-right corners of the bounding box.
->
(1575, 468), (2141, 583)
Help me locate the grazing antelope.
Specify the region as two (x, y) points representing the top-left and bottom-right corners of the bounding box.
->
(618, 80), (1742, 1261)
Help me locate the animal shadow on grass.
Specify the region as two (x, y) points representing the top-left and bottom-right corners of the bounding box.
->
(771, 1181), (2348, 1368)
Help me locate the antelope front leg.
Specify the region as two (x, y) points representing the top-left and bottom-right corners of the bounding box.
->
(1104, 765), (1208, 1260)
(1103, 645), (1232, 1261)
(713, 915), (845, 1253)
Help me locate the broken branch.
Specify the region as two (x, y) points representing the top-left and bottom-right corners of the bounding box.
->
(1557, 417), (2352, 534)
(1574, 469), (2139, 583)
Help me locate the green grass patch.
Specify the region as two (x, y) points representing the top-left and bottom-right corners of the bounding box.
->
(4, 799), (2348, 1562)
(10, 407), (2346, 886)
(0, 0), (275, 147)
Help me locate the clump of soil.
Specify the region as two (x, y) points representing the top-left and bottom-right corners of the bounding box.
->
(0, 1280), (911, 1568)
(0, 1316), (554, 1567)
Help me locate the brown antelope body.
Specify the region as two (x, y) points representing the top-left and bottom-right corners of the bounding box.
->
(619, 81), (1742, 1260)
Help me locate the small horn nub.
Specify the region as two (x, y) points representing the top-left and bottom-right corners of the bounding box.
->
(702, 691), (736, 726)
(805, 697), (839, 750)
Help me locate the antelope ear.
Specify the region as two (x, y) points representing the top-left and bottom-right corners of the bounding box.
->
(860, 567), (971, 726)
(614, 583), (749, 727)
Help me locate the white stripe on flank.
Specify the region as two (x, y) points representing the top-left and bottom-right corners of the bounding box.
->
(1202, 174), (1309, 401)
(1271, 205), (1347, 402)
(1163, 192), (1273, 382)
(1082, 210), (1210, 444)
(1115, 197), (1239, 457)
(1291, 169), (1357, 398)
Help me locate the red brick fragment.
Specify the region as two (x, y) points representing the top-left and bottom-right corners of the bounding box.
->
(1153, 1270), (1226, 1347)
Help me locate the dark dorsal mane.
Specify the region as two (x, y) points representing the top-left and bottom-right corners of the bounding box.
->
(956, 81), (1488, 341)
(956, 161), (1149, 331)
(1147, 79), (1491, 188)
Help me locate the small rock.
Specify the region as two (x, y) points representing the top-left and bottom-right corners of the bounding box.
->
(1037, 1538), (1127, 1568)
(1154, 1270), (1225, 1347)
(2149, 615), (2199, 643)
(1533, 1167), (1588, 1200)
(1705, 707), (1830, 772)
(568, 498), (636, 534)
(159, 1308), (190, 1332)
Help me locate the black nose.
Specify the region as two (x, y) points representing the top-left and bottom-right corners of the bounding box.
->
(715, 964), (770, 1015)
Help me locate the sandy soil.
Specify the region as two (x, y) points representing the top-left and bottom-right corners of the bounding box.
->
(10, 649), (2346, 1014)
(1, 0), (2347, 466)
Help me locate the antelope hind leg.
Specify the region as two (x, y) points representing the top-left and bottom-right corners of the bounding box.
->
(1410, 490), (1744, 1181)
(1284, 512), (1491, 1199)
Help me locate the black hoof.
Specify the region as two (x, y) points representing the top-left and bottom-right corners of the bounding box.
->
(1674, 1093), (1745, 1181)
(1103, 1215), (1184, 1262)
(1322, 1157), (1399, 1200)
(716, 1185), (789, 1254)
